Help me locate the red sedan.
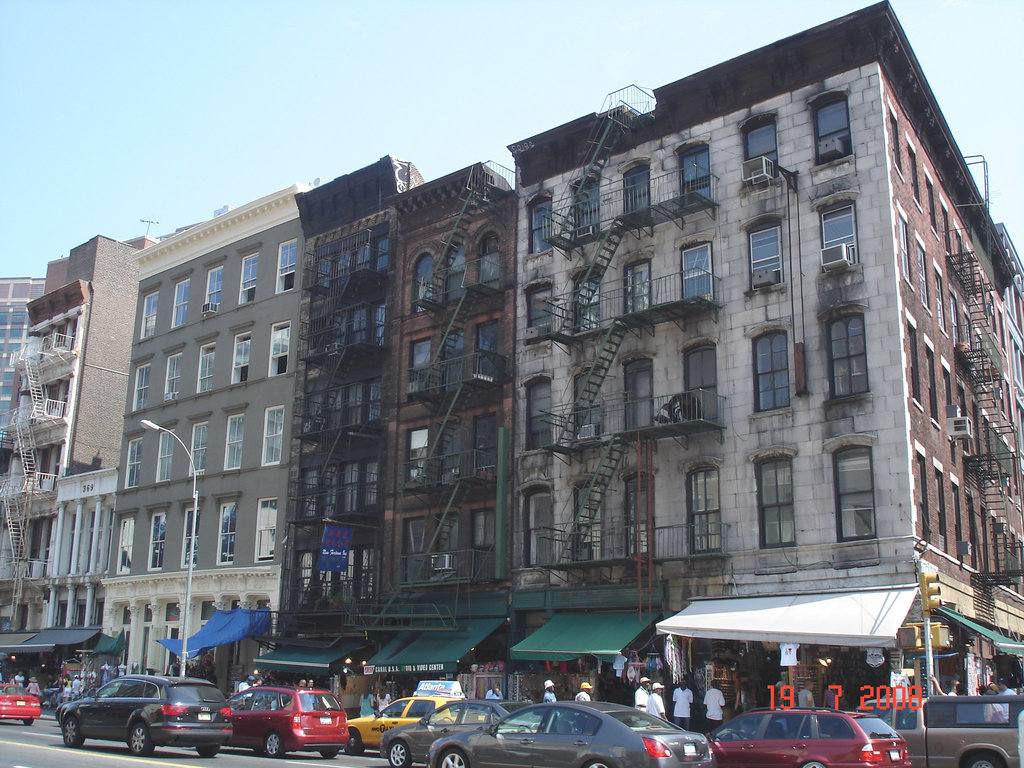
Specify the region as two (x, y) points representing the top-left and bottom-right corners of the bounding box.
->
(0, 684), (42, 725)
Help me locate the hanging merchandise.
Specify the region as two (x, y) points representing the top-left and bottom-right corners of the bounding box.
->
(779, 643), (800, 666)
(662, 635), (685, 683)
(626, 651), (644, 683)
(646, 652), (663, 674)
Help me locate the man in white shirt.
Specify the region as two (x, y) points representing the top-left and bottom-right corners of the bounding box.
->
(703, 682), (725, 732)
(798, 682), (814, 708)
(673, 683), (693, 729)
(635, 677), (651, 710)
(542, 679), (557, 703)
(575, 682), (593, 702)
(646, 682), (667, 719)
(486, 683), (502, 699)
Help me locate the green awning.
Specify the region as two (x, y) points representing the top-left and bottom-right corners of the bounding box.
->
(936, 606), (1024, 655)
(90, 630), (125, 656)
(254, 640), (365, 674)
(511, 612), (659, 662)
(367, 617), (504, 674)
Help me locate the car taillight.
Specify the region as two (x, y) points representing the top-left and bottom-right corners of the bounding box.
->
(860, 744), (884, 764)
(220, 706), (231, 718)
(161, 703), (189, 716)
(293, 714), (302, 726)
(643, 737), (673, 759)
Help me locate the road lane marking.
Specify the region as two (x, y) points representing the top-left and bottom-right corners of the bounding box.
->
(0, 738), (203, 766)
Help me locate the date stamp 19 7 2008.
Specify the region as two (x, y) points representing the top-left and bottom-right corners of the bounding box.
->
(768, 685), (924, 710)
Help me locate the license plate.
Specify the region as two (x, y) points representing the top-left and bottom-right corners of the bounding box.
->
(320, 716), (332, 724)
(889, 750), (901, 761)
(197, 712), (212, 721)
(15, 700), (25, 705)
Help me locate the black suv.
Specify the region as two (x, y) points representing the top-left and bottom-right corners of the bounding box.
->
(60, 674), (231, 757)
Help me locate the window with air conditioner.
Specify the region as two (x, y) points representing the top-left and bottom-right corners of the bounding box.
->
(821, 204), (857, 270)
(814, 98), (851, 164)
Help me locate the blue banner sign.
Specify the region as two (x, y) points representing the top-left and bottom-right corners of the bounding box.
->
(317, 525), (353, 571)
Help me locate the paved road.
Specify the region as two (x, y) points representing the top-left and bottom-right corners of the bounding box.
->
(0, 717), (388, 768)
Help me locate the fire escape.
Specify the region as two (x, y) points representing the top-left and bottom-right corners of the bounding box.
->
(947, 232), (1021, 621)
(532, 86), (726, 577)
(402, 162), (515, 586)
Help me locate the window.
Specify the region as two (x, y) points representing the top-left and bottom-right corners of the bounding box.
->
(413, 253), (434, 308)
(164, 353), (182, 400)
(198, 344), (215, 392)
(479, 233), (500, 286)
(889, 112), (901, 173)
(936, 271), (945, 330)
(682, 243), (713, 299)
(814, 98), (851, 162)
(917, 453), (931, 542)
(744, 120), (777, 163)
(526, 284), (552, 331)
(255, 498), (276, 561)
(926, 179), (937, 231)
(182, 508), (198, 567)
(232, 332), (251, 383)
(269, 322), (290, 376)
(898, 215), (911, 280)
(277, 239), (297, 292)
(622, 165), (650, 213)
(156, 432), (174, 482)
(926, 346), (938, 421)
(149, 512), (166, 570)
(126, 437), (142, 488)
(133, 364), (151, 410)
(225, 413), (245, 470)
(828, 316), (867, 397)
(680, 145), (711, 197)
(205, 266), (223, 308)
(908, 323), (921, 403)
(689, 468), (721, 553)
(525, 491), (552, 566)
(472, 509), (495, 550)
(172, 279), (190, 327)
(685, 345), (718, 418)
(916, 243), (929, 307)
(475, 321), (500, 382)
(407, 427), (428, 483)
(942, 208), (951, 254)
(908, 146), (920, 200)
(530, 198), (552, 253)
(749, 224), (782, 284)
(117, 517), (134, 574)
(821, 203), (857, 261)
(444, 244), (466, 302)
(758, 459), (795, 547)
(624, 358), (653, 430)
(262, 405), (284, 465)
(835, 447), (876, 540)
(240, 253), (258, 303)
(624, 260), (650, 313)
(574, 274), (601, 331)
(218, 502), (236, 564)
(623, 475), (651, 557)
(190, 422), (208, 475)
(573, 180), (600, 236)
(526, 379), (551, 449)
(935, 470), (947, 550)
(754, 332), (789, 411)
(141, 292), (158, 338)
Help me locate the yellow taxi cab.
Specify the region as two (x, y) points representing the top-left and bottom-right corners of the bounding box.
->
(345, 688), (459, 756)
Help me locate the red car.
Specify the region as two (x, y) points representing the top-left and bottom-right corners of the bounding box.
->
(709, 707), (911, 768)
(0, 684), (42, 725)
(226, 684), (348, 758)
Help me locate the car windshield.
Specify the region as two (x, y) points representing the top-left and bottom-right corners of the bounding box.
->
(299, 692), (342, 711)
(169, 683), (226, 704)
(607, 708), (684, 732)
(855, 716), (901, 739)
(380, 699), (409, 717)
(1, 685), (29, 695)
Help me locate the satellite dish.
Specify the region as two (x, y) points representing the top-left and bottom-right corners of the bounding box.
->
(313, 177), (321, 187)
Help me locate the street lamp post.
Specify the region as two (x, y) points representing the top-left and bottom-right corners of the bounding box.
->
(141, 419), (198, 680)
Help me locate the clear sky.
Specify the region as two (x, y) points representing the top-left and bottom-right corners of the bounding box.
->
(1, 0), (1021, 278)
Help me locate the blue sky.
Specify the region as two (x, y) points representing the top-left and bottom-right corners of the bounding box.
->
(1, 0), (1021, 277)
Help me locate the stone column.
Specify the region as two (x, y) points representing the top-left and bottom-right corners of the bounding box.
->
(64, 584), (76, 628)
(83, 582), (96, 626)
(99, 508), (115, 576)
(49, 503), (67, 577)
(87, 497), (103, 573)
(127, 602), (143, 671)
(68, 500), (85, 576)
(45, 586), (58, 626)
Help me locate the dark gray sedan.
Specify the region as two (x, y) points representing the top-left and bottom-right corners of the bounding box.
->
(381, 699), (527, 768)
(425, 701), (713, 768)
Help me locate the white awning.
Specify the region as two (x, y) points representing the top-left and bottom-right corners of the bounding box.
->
(656, 586), (918, 648)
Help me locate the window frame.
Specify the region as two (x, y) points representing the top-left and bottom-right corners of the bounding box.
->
(190, 422), (208, 475)
(205, 266), (223, 307)
(262, 405), (285, 465)
(126, 437), (142, 488)
(156, 432), (174, 482)
(821, 203), (857, 261)
(225, 413), (245, 470)
(525, 490), (552, 566)
(232, 332), (251, 384)
(255, 498), (276, 561)
(749, 223), (782, 284)
(269, 322), (290, 376)
(277, 239), (297, 293)
(828, 315), (868, 398)
(198, 344), (215, 393)
(117, 516), (134, 574)
(218, 502), (237, 565)
(744, 120), (777, 163)
(182, 507), (198, 568)
(622, 164), (650, 214)
(164, 353), (182, 400)
(526, 379), (551, 450)
(141, 292), (158, 339)
(758, 458), (795, 548)
(834, 446), (877, 541)
(133, 364), (151, 411)
(813, 98), (851, 163)
(753, 332), (790, 412)
(688, 467), (721, 554)
(530, 199), (552, 254)
(148, 512), (166, 571)
(172, 279), (190, 328)
(240, 253), (258, 304)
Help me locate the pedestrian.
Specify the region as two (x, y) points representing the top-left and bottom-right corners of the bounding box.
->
(486, 683), (502, 700)
(798, 681), (814, 708)
(237, 675), (254, 693)
(824, 684), (841, 708)
(703, 680), (725, 732)
(360, 687), (376, 717)
(635, 676), (651, 710)
(71, 674), (82, 698)
(542, 679), (557, 703)
(734, 678), (755, 714)
(14, 670), (25, 687)
(26, 677), (41, 697)
(647, 682), (667, 719)
(298, 679), (308, 688)
(672, 681), (693, 729)
(575, 682), (593, 702)
(379, 688), (392, 709)
(62, 676), (72, 703)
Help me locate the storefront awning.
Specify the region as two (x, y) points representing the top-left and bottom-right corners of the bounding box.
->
(366, 617), (504, 674)
(0, 632), (39, 654)
(254, 640), (365, 674)
(657, 587), (918, 648)
(936, 606), (1024, 655)
(159, 609), (270, 659)
(4, 626), (102, 653)
(90, 630), (126, 656)
(510, 612), (660, 662)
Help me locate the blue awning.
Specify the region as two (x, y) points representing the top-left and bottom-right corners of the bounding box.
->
(159, 609), (270, 659)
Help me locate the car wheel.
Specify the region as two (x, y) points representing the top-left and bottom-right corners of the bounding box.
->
(583, 763), (614, 768)
(263, 731), (285, 758)
(438, 747), (469, 768)
(388, 739), (412, 768)
(320, 748), (340, 758)
(964, 753), (1006, 768)
(344, 729), (364, 755)
(61, 714), (84, 748)
(23, 718), (34, 726)
(799, 762), (828, 768)
(128, 721), (155, 757)
(196, 745), (220, 757)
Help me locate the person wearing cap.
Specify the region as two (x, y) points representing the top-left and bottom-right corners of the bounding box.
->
(575, 681), (593, 702)
(703, 680), (726, 732)
(635, 676), (651, 710)
(26, 677), (41, 697)
(646, 682), (667, 719)
(543, 679), (557, 703)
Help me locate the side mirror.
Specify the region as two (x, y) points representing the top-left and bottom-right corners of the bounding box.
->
(420, 716), (429, 725)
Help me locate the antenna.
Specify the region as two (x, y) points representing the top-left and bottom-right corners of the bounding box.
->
(139, 218), (159, 236)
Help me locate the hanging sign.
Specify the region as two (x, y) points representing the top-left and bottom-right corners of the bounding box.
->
(866, 647), (886, 668)
(317, 525), (353, 571)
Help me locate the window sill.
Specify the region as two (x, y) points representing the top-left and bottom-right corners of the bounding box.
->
(749, 406), (794, 421)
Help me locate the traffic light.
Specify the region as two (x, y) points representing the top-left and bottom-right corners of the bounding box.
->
(919, 572), (941, 615)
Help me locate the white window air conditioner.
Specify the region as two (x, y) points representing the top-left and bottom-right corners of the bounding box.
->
(574, 224), (598, 239)
(751, 268), (781, 289)
(523, 326), (543, 343)
(432, 553), (455, 572)
(741, 156), (777, 186)
(817, 136), (847, 163)
(164, 391), (178, 401)
(442, 466), (461, 485)
(201, 302), (219, 316)
(821, 243), (854, 271)
(947, 416), (973, 439)
(577, 423), (601, 441)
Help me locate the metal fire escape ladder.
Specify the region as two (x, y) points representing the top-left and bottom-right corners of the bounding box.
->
(560, 437), (628, 565)
(20, 355), (47, 419)
(1, 479), (28, 609)
(13, 420), (38, 489)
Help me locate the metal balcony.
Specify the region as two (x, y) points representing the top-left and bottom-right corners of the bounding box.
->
(399, 547), (496, 586)
(527, 521), (726, 568)
(407, 351), (507, 401)
(403, 449), (497, 493)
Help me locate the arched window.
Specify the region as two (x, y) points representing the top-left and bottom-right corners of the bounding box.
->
(680, 146), (711, 198)
(413, 253), (434, 310)
(529, 198), (552, 253)
(744, 118), (777, 163)
(753, 332), (789, 411)
(526, 379), (551, 450)
(444, 244), (466, 302)
(828, 315), (868, 398)
(479, 233), (500, 287)
(623, 165), (650, 214)
(684, 345), (718, 421)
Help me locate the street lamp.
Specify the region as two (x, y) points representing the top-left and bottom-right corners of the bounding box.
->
(140, 419), (198, 680)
